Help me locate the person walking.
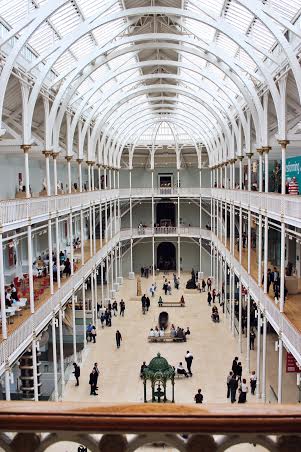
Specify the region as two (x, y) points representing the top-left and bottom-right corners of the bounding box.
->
(226, 371), (233, 398)
(73, 363), (80, 386)
(229, 374), (238, 403)
(194, 389), (203, 404)
(207, 291), (212, 306)
(185, 351), (193, 376)
(100, 312), (105, 328)
(238, 378), (248, 403)
(202, 279), (206, 292)
(250, 371), (257, 395)
(89, 368), (98, 395)
(116, 330), (122, 348)
(207, 277), (212, 291)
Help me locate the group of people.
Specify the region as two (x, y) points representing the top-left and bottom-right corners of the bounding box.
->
(170, 324), (190, 339)
(266, 267), (288, 303)
(162, 279), (172, 295)
(226, 356), (256, 404)
(207, 288), (221, 306)
(141, 294), (151, 314)
(176, 351), (194, 377)
(200, 277), (212, 292)
(140, 265), (152, 278)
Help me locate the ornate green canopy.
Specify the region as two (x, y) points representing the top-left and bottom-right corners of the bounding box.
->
(143, 353), (175, 382)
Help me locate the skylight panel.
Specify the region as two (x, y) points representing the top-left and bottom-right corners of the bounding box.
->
(185, 18), (216, 44)
(50, 3), (81, 37)
(223, 1), (254, 34)
(215, 34), (239, 58)
(269, 0), (301, 21)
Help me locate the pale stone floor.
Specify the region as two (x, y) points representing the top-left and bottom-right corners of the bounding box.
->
(47, 273), (299, 452)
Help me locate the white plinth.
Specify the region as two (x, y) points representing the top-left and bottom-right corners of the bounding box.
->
(198, 271), (204, 280)
(114, 283), (119, 292)
(117, 276), (123, 285)
(110, 290), (116, 299)
(129, 272), (135, 280)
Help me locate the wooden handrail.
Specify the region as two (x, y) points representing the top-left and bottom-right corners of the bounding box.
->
(0, 402), (301, 433)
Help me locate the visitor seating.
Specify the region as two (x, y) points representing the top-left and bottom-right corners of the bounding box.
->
(158, 300), (185, 307)
(148, 333), (186, 343)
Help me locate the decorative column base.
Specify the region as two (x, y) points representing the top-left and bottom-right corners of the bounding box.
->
(128, 272), (135, 280)
(110, 289), (116, 299)
(117, 276), (123, 285)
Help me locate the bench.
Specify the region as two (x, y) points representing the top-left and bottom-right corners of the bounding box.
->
(148, 334), (186, 343)
(158, 302), (185, 308)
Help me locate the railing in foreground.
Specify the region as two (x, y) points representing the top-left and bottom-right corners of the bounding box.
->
(0, 403), (300, 451)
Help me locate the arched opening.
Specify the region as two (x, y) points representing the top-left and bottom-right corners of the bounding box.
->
(156, 201), (176, 226)
(157, 242), (176, 271)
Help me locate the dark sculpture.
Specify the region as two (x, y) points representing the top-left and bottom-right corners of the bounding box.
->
(186, 268), (197, 289)
(159, 311), (169, 330)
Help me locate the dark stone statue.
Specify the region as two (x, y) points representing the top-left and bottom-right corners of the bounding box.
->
(186, 268), (196, 289)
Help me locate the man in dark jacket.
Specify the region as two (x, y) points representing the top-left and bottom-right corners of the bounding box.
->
(73, 363), (80, 386)
(89, 368), (98, 395)
(116, 330), (122, 348)
(229, 374), (238, 403)
(93, 362), (100, 390)
(232, 356), (238, 375)
(185, 351), (193, 376)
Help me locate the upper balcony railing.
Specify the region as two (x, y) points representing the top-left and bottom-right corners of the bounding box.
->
(0, 186), (301, 232)
(0, 402), (301, 452)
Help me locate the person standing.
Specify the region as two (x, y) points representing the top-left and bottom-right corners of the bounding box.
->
(93, 362), (100, 391)
(238, 378), (248, 403)
(202, 279), (206, 292)
(194, 389), (203, 404)
(89, 368), (98, 395)
(120, 299), (125, 316)
(146, 296), (150, 312)
(100, 312), (105, 328)
(250, 371), (257, 395)
(207, 278), (211, 291)
(232, 357), (239, 375)
(236, 361), (242, 382)
(185, 351), (193, 376)
(229, 374), (238, 403)
(73, 363), (80, 386)
(226, 371), (233, 398)
(250, 329), (256, 350)
(116, 330), (122, 348)
(207, 291), (212, 306)
(112, 300), (118, 316)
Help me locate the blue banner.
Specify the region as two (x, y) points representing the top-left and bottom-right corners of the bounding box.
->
(286, 156), (301, 187)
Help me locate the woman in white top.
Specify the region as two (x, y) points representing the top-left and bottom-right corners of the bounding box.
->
(159, 328), (165, 337)
(238, 378), (248, 403)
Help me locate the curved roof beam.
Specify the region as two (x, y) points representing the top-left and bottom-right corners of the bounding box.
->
(92, 85), (232, 164)
(7, 6), (288, 140)
(51, 38), (262, 151)
(62, 59), (249, 151)
(116, 117), (215, 167)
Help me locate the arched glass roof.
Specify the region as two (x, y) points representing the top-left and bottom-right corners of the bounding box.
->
(0, 0), (301, 163)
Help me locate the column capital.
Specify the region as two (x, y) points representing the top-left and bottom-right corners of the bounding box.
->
(76, 158), (83, 164)
(96, 163), (102, 169)
(278, 139), (290, 148)
(52, 151), (60, 159)
(42, 150), (52, 157)
(65, 155), (73, 162)
(262, 146), (272, 153)
(256, 148), (264, 155)
(229, 158), (236, 164)
(246, 152), (253, 159)
(237, 155), (244, 161)
(86, 160), (94, 165)
(20, 144), (31, 153)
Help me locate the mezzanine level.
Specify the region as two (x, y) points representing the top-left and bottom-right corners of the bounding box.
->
(0, 402), (300, 452)
(1, 187), (301, 232)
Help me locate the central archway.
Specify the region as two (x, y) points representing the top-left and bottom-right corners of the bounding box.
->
(157, 242), (176, 271)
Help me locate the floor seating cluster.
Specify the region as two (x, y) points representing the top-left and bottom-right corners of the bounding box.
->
(148, 324), (190, 342)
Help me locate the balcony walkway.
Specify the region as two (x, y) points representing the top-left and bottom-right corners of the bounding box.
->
(0, 238), (103, 342)
(226, 240), (301, 335)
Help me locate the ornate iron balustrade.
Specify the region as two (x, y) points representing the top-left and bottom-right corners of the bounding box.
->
(0, 402), (300, 451)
